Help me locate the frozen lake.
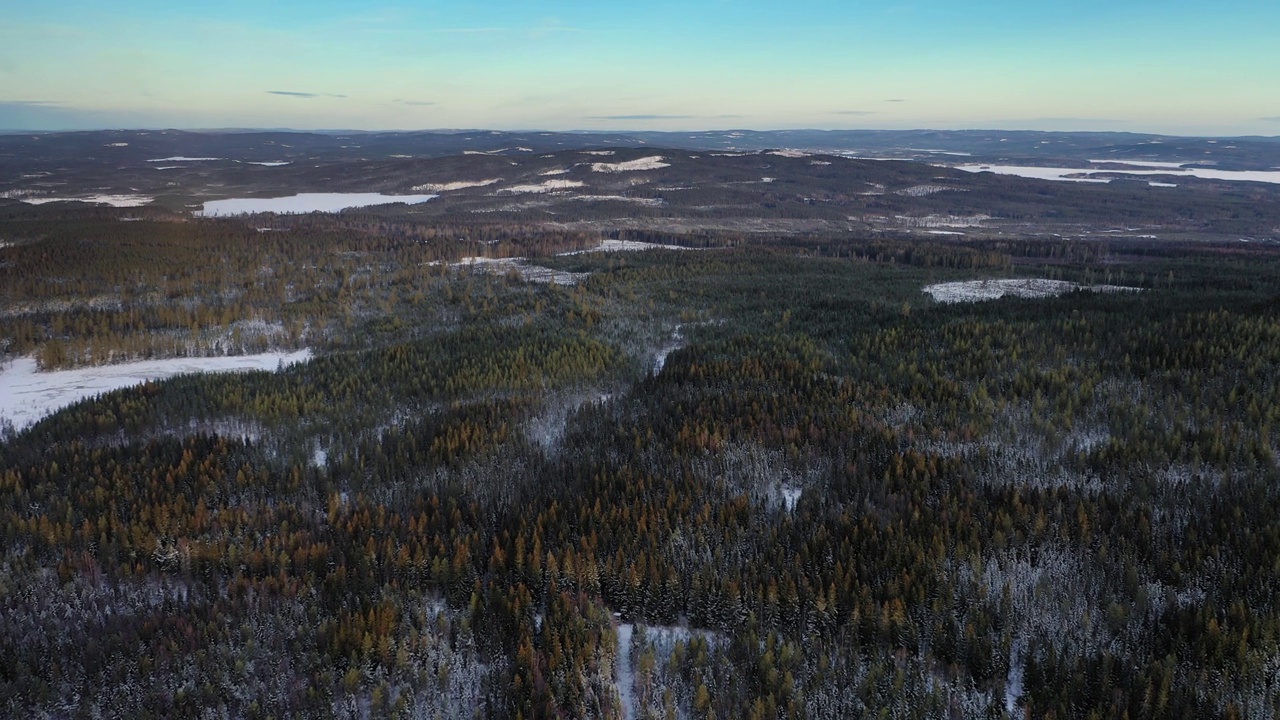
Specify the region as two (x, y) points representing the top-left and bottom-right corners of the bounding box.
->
(959, 162), (1280, 185)
(0, 350), (311, 431)
(197, 192), (438, 216)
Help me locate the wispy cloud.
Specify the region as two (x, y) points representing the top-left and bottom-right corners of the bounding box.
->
(430, 26), (584, 35)
(587, 113), (744, 121)
(885, 99), (907, 103)
(1261, 116), (1280, 122)
(2, 100), (64, 106)
(590, 114), (695, 120)
(832, 110), (876, 115)
(393, 99), (436, 107)
(267, 91), (347, 99)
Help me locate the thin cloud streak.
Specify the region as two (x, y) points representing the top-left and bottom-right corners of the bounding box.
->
(267, 91), (348, 99)
(587, 114), (745, 120)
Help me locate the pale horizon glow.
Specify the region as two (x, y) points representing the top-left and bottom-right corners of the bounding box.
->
(2, 1), (1278, 136)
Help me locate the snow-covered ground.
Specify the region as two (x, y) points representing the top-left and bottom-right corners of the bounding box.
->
(0, 350), (311, 431)
(559, 239), (691, 255)
(22, 194), (153, 207)
(959, 162), (1280, 185)
(564, 195), (664, 206)
(412, 178), (502, 192)
(924, 279), (1142, 304)
(590, 157), (671, 173)
(197, 193), (438, 216)
(781, 486), (802, 511)
(897, 184), (963, 197)
(147, 156), (223, 162)
(615, 622), (637, 720)
(246, 161), (291, 167)
(498, 179), (585, 194)
(448, 256), (588, 286)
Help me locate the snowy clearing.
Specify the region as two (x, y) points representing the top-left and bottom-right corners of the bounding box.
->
(197, 193), (438, 216)
(539, 168), (570, 176)
(924, 279), (1143, 304)
(897, 184), (963, 197)
(246, 161), (291, 167)
(0, 350), (312, 431)
(448, 257), (588, 286)
(559, 239), (691, 255)
(412, 178), (502, 192)
(147, 157), (223, 162)
(581, 150), (616, 156)
(590, 157), (671, 173)
(616, 623), (637, 720)
(22, 194), (153, 207)
(498, 179), (585, 194)
(564, 195), (663, 206)
(767, 149), (810, 158)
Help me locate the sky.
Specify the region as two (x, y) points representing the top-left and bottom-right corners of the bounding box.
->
(2, 0), (1278, 135)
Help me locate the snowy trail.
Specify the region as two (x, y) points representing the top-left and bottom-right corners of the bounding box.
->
(0, 350), (311, 431)
(616, 622), (636, 720)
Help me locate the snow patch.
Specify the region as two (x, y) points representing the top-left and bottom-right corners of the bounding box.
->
(197, 192), (437, 216)
(559, 239), (690, 255)
(412, 178), (502, 192)
(615, 622), (637, 720)
(446, 256), (588, 286)
(147, 156), (223, 162)
(22, 194), (153, 207)
(897, 184), (963, 197)
(590, 157), (671, 173)
(498, 179), (585, 194)
(0, 350), (312, 431)
(924, 279), (1142, 304)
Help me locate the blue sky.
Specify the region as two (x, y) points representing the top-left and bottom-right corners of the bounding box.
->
(2, 0), (1278, 134)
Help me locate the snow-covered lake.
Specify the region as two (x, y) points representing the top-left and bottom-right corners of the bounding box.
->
(197, 193), (438, 216)
(958, 162), (1280, 185)
(0, 350), (311, 431)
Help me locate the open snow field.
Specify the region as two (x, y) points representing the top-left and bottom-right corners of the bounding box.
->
(590, 157), (671, 173)
(197, 193), (437, 216)
(924, 279), (1142, 304)
(0, 350), (311, 431)
(22, 194), (154, 207)
(498, 179), (585, 194)
(559, 239), (691, 255)
(411, 178), (502, 192)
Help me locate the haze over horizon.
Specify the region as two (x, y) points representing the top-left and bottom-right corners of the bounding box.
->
(3, 0), (1279, 136)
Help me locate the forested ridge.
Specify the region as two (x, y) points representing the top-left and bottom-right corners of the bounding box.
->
(1, 214), (1278, 718)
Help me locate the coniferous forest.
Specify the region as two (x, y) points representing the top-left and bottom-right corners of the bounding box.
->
(2, 207), (1279, 719)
